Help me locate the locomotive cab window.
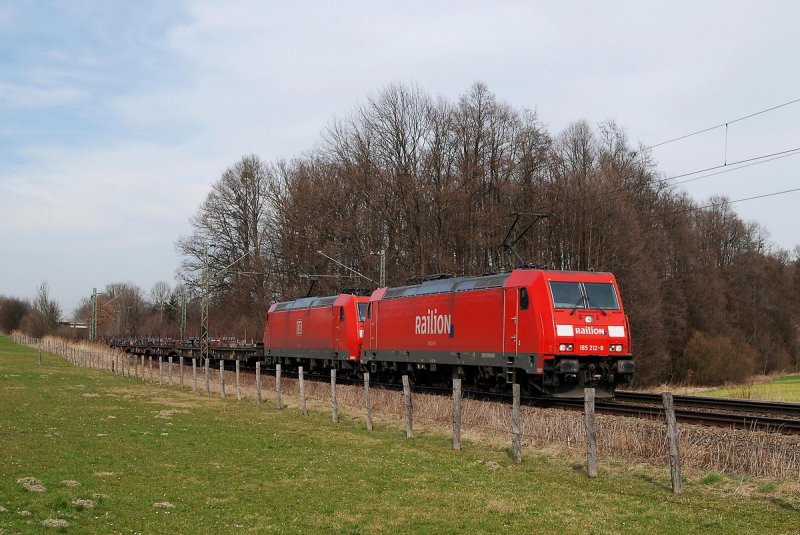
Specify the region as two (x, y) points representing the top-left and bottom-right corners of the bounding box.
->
(357, 303), (368, 322)
(549, 281), (620, 310)
(584, 283), (620, 310)
(366, 303), (372, 319)
(519, 288), (529, 310)
(549, 281), (583, 309)
(339, 307), (345, 321)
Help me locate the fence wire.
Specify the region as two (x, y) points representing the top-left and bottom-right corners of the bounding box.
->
(10, 333), (800, 481)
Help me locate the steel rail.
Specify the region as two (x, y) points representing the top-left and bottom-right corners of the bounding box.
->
(550, 398), (800, 434)
(615, 391), (800, 417)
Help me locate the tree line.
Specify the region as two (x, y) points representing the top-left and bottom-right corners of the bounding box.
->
(5, 82), (798, 386)
(176, 82), (799, 386)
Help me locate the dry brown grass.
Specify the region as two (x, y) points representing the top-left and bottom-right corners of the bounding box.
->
(16, 477), (46, 493)
(269, 374), (800, 481)
(41, 519), (69, 528)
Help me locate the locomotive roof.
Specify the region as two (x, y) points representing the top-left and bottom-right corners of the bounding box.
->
(272, 294), (339, 311)
(380, 268), (616, 300)
(383, 272), (511, 299)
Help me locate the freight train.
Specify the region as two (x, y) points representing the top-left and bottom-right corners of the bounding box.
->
(264, 268), (634, 397)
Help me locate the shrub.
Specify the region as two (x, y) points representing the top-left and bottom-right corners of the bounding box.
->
(677, 331), (755, 385)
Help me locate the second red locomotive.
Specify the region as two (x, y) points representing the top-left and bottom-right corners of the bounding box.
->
(264, 268), (634, 397)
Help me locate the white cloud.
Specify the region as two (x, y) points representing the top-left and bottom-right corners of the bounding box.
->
(0, 81), (89, 109)
(2, 0), (800, 313)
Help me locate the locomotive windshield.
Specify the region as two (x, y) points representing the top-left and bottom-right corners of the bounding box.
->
(584, 283), (620, 310)
(357, 303), (368, 322)
(549, 281), (620, 310)
(550, 282), (583, 308)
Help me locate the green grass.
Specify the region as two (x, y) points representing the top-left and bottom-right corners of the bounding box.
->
(1, 336), (799, 534)
(702, 374), (800, 402)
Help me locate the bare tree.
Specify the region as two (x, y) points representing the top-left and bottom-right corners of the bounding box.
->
(176, 154), (276, 333)
(19, 282), (61, 337)
(150, 280), (172, 332)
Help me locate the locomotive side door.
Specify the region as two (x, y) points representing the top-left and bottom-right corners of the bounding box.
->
(368, 302), (376, 351)
(503, 287), (520, 358)
(334, 306), (344, 357)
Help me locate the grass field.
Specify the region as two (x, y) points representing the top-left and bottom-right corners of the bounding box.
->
(1, 337), (799, 534)
(701, 373), (800, 402)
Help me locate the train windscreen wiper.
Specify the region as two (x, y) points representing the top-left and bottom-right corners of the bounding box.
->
(569, 296), (586, 316)
(585, 294), (608, 316)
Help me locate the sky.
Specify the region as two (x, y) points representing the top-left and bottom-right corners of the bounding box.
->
(1, 0), (799, 316)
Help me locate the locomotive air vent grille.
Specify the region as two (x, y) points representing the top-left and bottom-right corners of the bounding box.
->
(382, 273), (511, 299)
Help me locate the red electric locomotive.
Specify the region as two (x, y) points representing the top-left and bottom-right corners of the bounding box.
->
(264, 268), (634, 397)
(264, 294), (369, 362)
(361, 269), (634, 397)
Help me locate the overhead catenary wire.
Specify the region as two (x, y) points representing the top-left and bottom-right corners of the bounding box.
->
(654, 146), (800, 184)
(670, 149), (800, 187)
(667, 186), (800, 216)
(643, 96), (800, 150)
(570, 145), (800, 207)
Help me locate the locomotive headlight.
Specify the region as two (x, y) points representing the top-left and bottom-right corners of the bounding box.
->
(558, 344), (574, 352)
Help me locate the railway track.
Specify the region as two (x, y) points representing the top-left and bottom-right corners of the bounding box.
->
(552, 392), (800, 434)
(614, 391), (800, 417)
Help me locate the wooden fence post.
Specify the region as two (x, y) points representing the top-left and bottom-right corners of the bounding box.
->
(141, 356), (145, 382)
(219, 360), (225, 398)
(236, 360), (241, 401)
(453, 378), (463, 451)
(364, 372), (373, 431)
(512, 383), (521, 463)
(204, 358), (210, 395)
(331, 369), (338, 423)
(192, 358), (197, 393)
(402, 375), (413, 439)
(275, 364), (282, 409)
(255, 361), (262, 404)
(149, 356), (153, 382)
(179, 357), (184, 388)
(169, 356), (173, 386)
(299, 366), (307, 416)
(158, 357), (163, 385)
(662, 392), (683, 494)
(133, 356), (138, 379)
(584, 388), (598, 478)
(38, 348), (42, 365)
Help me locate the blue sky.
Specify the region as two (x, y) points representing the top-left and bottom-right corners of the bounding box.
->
(1, 1), (799, 315)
